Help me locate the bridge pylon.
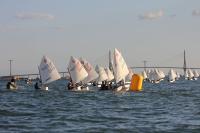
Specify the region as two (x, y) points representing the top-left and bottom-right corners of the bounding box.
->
(183, 50), (187, 76)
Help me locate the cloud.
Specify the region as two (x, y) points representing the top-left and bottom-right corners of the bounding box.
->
(139, 10), (164, 20)
(192, 9), (200, 16)
(16, 12), (55, 20)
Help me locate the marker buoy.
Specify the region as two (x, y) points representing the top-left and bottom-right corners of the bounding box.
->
(130, 74), (143, 91)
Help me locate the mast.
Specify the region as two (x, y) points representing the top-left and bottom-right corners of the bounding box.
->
(109, 50), (113, 72)
(143, 60), (147, 72)
(9, 59), (13, 76)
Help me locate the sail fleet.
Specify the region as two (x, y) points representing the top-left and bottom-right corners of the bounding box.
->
(5, 48), (200, 91)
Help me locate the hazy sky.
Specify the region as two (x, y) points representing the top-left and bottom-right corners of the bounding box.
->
(0, 0), (200, 76)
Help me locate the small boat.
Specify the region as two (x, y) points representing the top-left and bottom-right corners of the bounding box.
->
(187, 69), (194, 80)
(6, 79), (17, 90)
(68, 56), (89, 91)
(112, 48), (129, 92)
(193, 70), (199, 80)
(95, 65), (109, 90)
(36, 56), (61, 90)
(141, 70), (148, 81)
(168, 69), (177, 83)
(6, 82), (17, 90)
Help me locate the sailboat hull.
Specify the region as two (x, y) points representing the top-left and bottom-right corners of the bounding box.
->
(115, 86), (129, 92)
(70, 86), (90, 91)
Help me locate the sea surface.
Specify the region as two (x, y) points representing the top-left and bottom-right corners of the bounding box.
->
(0, 79), (200, 133)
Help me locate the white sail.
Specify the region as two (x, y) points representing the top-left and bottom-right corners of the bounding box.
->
(141, 70), (148, 79)
(185, 70), (189, 79)
(168, 69), (177, 82)
(149, 69), (155, 81)
(176, 72), (180, 79)
(148, 69), (162, 83)
(39, 56), (61, 85)
(80, 58), (99, 83)
(158, 69), (165, 79)
(126, 68), (133, 81)
(68, 56), (88, 83)
(193, 70), (199, 78)
(105, 67), (114, 81)
(96, 65), (108, 82)
(113, 48), (129, 83)
(154, 69), (162, 81)
(188, 69), (194, 79)
(146, 69), (151, 79)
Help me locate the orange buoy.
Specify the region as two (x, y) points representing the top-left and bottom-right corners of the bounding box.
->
(130, 74), (143, 91)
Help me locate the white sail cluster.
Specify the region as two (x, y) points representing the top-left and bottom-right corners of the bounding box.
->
(144, 69), (165, 83)
(140, 67), (200, 84)
(35, 49), (200, 91)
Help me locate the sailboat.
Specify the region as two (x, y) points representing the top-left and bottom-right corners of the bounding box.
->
(176, 72), (180, 80)
(6, 77), (17, 90)
(187, 69), (194, 80)
(168, 69), (177, 83)
(141, 70), (148, 81)
(37, 56), (61, 90)
(148, 69), (154, 83)
(184, 70), (189, 80)
(68, 56), (89, 91)
(193, 70), (199, 80)
(158, 69), (165, 80)
(95, 65), (109, 89)
(113, 48), (129, 92)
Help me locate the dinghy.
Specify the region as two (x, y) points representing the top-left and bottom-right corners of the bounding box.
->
(158, 69), (165, 81)
(188, 69), (194, 80)
(141, 70), (148, 81)
(168, 69), (177, 83)
(184, 70), (189, 80)
(95, 65), (109, 90)
(68, 56), (89, 91)
(6, 77), (17, 90)
(113, 48), (129, 92)
(193, 70), (199, 80)
(37, 56), (61, 90)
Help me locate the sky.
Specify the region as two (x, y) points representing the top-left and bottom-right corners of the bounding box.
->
(0, 0), (200, 76)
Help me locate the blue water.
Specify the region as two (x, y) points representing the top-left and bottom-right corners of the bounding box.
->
(0, 79), (200, 133)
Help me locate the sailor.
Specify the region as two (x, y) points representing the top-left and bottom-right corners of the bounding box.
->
(67, 80), (75, 90)
(6, 82), (11, 89)
(100, 81), (109, 90)
(34, 82), (41, 90)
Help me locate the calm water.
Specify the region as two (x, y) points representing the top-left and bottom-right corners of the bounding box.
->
(0, 79), (200, 133)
